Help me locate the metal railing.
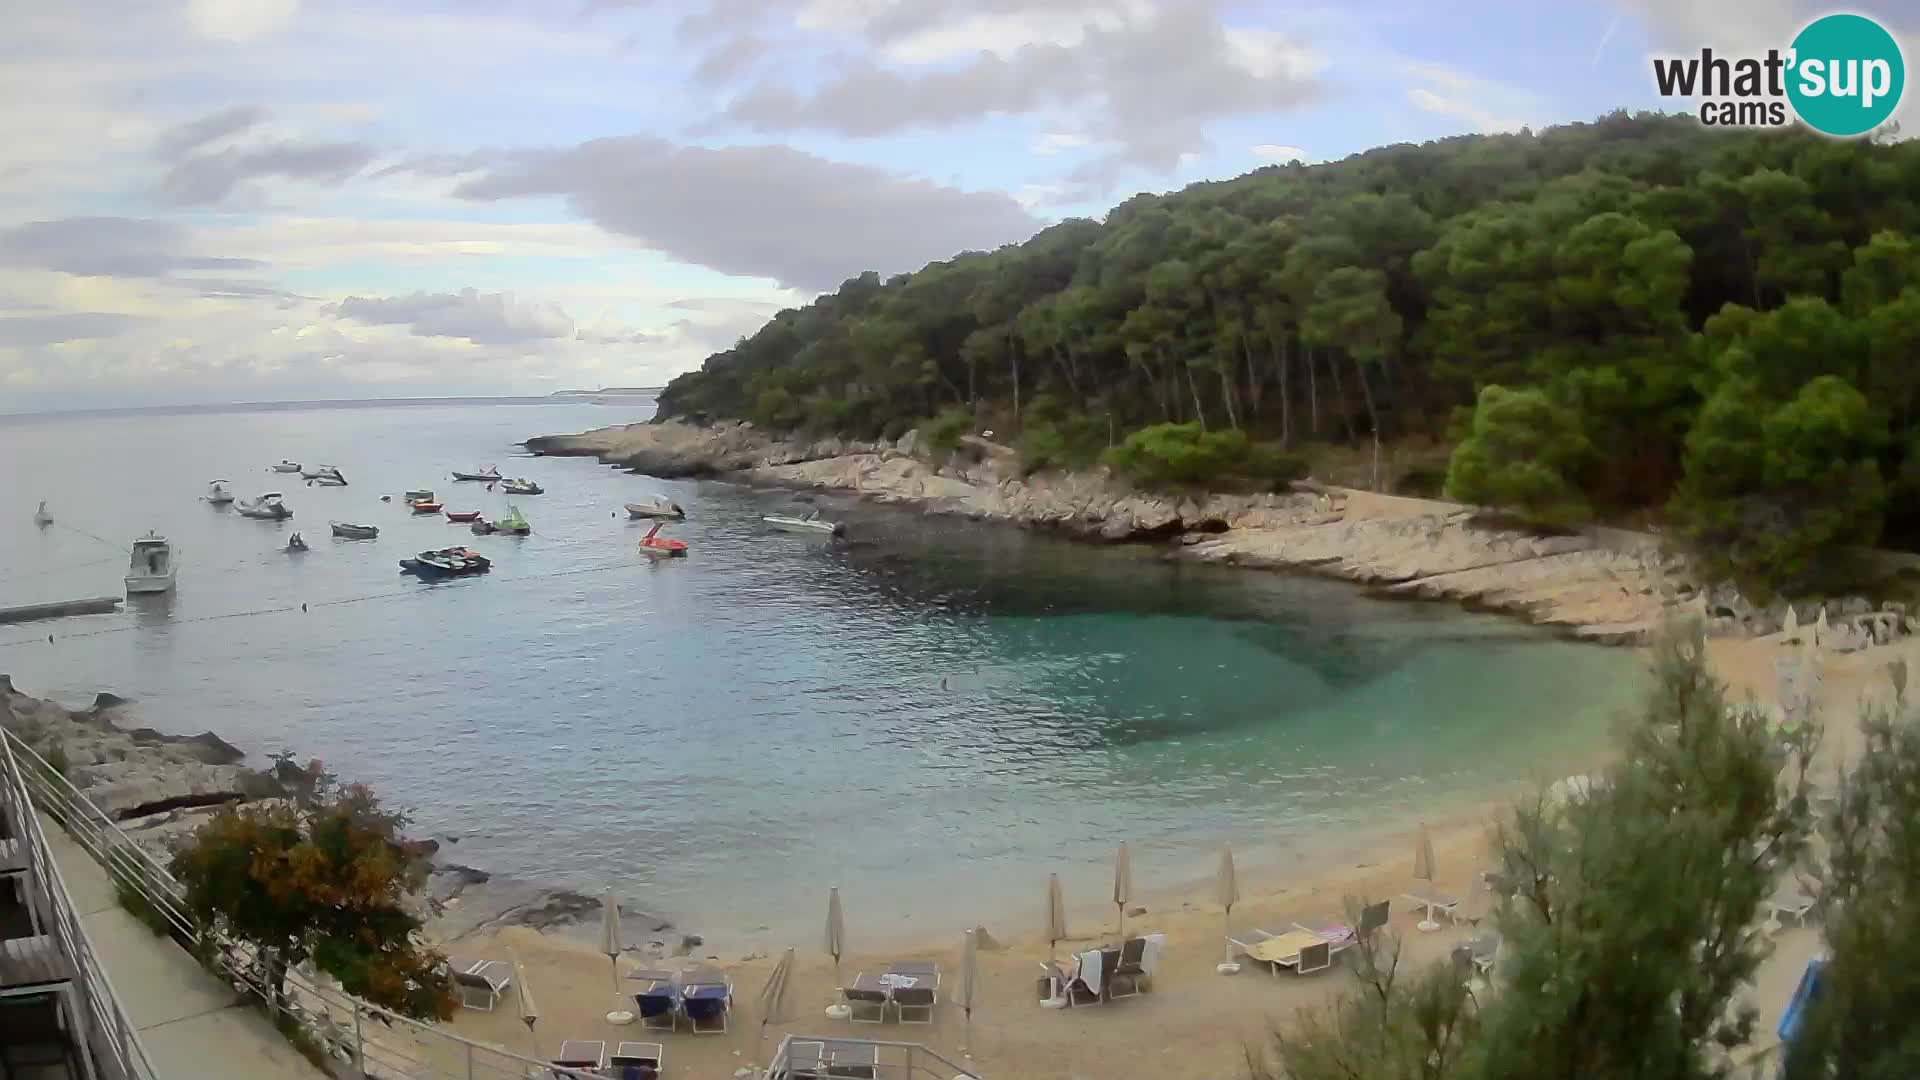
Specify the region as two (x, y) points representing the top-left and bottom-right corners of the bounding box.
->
(0, 730), (158, 1080)
(762, 1035), (980, 1080)
(3, 728), (602, 1080)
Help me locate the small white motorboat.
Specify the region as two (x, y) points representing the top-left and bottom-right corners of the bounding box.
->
(500, 478), (543, 495)
(125, 531), (177, 594)
(270, 460), (303, 473)
(452, 465), (503, 482)
(236, 493), (293, 520)
(763, 511), (845, 536)
(33, 501), (52, 527)
(204, 480), (235, 505)
(625, 494), (685, 520)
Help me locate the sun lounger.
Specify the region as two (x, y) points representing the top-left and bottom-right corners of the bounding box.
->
(1036, 952), (1105, 1007)
(784, 1039), (880, 1080)
(1358, 899), (1391, 940)
(842, 974), (889, 1023)
(1769, 887), (1816, 927)
(610, 1041), (663, 1080)
(1108, 938), (1146, 999)
(630, 970), (679, 1031)
(552, 1040), (606, 1077)
(447, 957), (511, 1011)
(1232, 929), (1338, 977)
(679, 970), (732, 1034)
(1403, 890), (1461, 927)
(881, 960), (940, 1022)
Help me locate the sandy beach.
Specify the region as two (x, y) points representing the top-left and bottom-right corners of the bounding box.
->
(428, 631), (1899, 1080)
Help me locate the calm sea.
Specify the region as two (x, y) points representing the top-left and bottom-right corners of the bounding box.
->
(0, 399), (1645, 943)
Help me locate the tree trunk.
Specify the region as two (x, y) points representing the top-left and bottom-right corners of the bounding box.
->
(1279, 338), (1293, 447)
(1307, 345), (1321, 435)
(1355, 357), (1384, 491)
(1006, 324), (1021, 432)
(1327, 349), (1359, 442)
(1185, 361), (1209, 430)
(1218, 363), (1241, 431)
(1242, 335), (1263, 417)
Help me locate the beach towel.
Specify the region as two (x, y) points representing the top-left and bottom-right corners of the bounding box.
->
(1140, 934), (1166, 975)
(1077, 949), (1103, 996)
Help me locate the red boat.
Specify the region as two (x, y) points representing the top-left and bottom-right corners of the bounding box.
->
(410, 501), (442, 514)
(639, 522), (688, 557)
(445, 510), (482, 522)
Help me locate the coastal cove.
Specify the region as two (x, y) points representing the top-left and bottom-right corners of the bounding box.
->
(0, 401), (1655, 957)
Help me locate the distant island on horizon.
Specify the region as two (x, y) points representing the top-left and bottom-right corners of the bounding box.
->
(549, 387), (664, 397)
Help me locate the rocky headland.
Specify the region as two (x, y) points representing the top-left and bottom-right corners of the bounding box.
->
(0, 674), (667, 945)
(528, 418), (1920, 650)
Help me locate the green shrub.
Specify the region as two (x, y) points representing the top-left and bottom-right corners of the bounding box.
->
(1103, 423), (1253, 487)
(1243, 442), (1311, 491)
(918, 407), (974, 456)
(1020, 416), (1111, 475)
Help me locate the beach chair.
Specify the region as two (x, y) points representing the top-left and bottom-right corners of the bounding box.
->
(1108, 938), (1148, 999)
(1450, 944), (1475, 984)
(1296, 940), (1332, 975)
(448, 958), (512, 1012)
(1357, 900), (1390, 942)
(826, 1042), (879, 1078)
(631, 971), (679, 1032)
(610, 1041), (664, 1080)
(1469, 931), (1500, 977)
(1288, 920), (1358, 963)
(841, 974), (890, 1023)
(679, 970), (731, 1034)
(1036, 953), (1105, 1007)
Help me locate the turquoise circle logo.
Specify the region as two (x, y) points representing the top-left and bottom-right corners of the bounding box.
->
(1786, 14), (1906, 137)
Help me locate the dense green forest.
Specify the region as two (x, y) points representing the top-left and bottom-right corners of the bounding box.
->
(657, 112), (1920, 594)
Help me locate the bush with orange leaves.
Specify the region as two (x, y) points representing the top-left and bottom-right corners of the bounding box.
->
(170, 761), (455, 1021)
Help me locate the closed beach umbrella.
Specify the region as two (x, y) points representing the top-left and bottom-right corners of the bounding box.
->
(1216, 845), (1241, 962)
(1414, 824), (1441, 931)
(511, 951), (540, 1060)
(825, 887), (846, 982)
(960, 928), (979, 1051)
(756, 947), (796, 1056)
(1113, 842), (1134, 940)
(600, 889), (623, 998)
(1044, 873), (1068, 959)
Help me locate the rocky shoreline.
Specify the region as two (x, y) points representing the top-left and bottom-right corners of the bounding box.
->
(0, 675), (668, 945)
(527, 420), (1688, 643)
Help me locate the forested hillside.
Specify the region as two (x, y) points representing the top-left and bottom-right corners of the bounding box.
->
(657, 112), (1920, 594)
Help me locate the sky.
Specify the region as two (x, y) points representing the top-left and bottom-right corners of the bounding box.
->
(0, 0), (1913, 411)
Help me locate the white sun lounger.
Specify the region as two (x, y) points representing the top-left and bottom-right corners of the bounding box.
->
(448, 958), (511, 1011)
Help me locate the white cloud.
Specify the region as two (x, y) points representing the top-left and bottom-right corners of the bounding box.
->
(1250, 143), (1307, 162)
(1404, 63), (1539, 134)
(184, 0), (301, 43)
(1032, 131), (1092, 155)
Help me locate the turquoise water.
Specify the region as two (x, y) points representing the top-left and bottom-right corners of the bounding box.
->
(0, 401), (1646, 941)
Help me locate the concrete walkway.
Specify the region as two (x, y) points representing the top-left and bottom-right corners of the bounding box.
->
(41, 817), (326, 1080)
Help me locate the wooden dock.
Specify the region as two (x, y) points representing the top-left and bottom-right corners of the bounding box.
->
(0, 596), (122, 625)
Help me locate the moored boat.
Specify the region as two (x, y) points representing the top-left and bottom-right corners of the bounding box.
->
(763, 511), (844, 536)
(203, 480), (235, 505)
(491, 505), (531, 535)
(639, 522), (688, 557)
(444, 510), (482, 522)
(399, 547), (492, 577)
(33, 501), (52, 527)
(305, 466), (347, 486)
(452, 465), (502, 482)
(331, 522), (379, 540)
(403, 488), (434, 503)
(410, 500), (443, 514)
(270, 460), (302, 473)
(236, 493), (293, 520)
(285, 532), (309, 553)
(624, 494), (685, 520)
(499, 478), (543, 495)
(124, 531), (177, 594)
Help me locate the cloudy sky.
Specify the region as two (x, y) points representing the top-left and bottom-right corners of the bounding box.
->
(1, 0), (1912, 411)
